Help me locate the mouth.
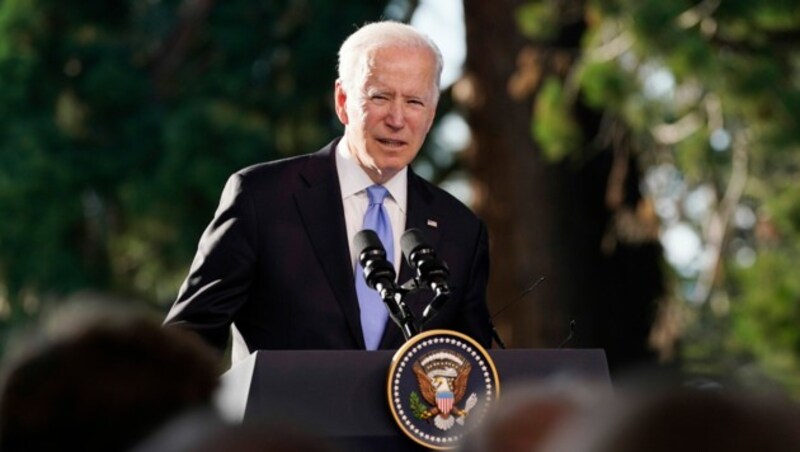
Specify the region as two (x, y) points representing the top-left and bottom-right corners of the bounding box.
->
(376, 138), (407, 148)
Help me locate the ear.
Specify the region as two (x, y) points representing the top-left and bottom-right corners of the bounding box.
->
(334, 80), (349, 125)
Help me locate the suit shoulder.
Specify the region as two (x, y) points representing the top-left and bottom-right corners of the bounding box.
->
(236, 153), (309, 180)
(228, 146), (333, 193)
(415, 176), (482, 225)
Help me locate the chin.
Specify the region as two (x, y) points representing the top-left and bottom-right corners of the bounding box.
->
(377, 162), (408, 175)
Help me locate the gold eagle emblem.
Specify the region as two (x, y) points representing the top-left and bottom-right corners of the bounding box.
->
(410, 350), (479, 431)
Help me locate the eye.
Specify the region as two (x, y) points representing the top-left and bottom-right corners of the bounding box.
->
(408, 99), (425, 107)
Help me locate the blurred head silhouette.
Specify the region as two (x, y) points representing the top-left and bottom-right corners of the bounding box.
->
(458, 379), (608, 452)
(542, 387), (800, 452)
(0, 301), (220, 452)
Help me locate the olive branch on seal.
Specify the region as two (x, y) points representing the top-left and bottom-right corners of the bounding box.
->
(409, 391), (427, 419)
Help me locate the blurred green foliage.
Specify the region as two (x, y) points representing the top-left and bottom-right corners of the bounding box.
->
(0, 0), (388, 339)
(519, 0), (800, 390)
(533, 77), (582, 162)
(515, 1), (559, 41)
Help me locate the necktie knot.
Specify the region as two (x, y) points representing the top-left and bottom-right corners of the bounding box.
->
(366, 185), (389, 206)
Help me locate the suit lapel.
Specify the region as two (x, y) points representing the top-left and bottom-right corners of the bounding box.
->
(379, 170), (441, 348)
(294, 141), (365, 349)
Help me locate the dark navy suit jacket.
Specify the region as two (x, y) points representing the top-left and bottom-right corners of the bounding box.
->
(165, 138), (492, 358)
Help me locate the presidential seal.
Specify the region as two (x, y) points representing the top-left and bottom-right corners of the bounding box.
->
(387, 329), (500, 450)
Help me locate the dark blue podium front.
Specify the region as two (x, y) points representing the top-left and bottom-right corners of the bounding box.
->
(216, 349), (610, 451)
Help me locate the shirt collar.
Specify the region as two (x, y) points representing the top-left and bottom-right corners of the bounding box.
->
(336, 138), (408, 213)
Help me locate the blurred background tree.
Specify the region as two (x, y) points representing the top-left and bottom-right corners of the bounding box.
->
(461, 0), (664, 374)
(467, 0), (800, 389)
(1, 0), (799, 392)
(0, 0), (389, 343)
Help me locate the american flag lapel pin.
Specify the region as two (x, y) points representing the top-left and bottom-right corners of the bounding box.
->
(427, 219), (438, 228)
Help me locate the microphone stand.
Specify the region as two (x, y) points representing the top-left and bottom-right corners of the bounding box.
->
(491, 324), (507, 349)
(419, 287), (450, 327)
(380, 286), (419, 342)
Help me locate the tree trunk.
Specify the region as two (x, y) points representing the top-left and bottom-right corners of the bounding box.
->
(461, 0), (663, 372)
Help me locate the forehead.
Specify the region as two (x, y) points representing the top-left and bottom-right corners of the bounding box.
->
(361, 46), (438, 93)
(365, 44), (437, 67)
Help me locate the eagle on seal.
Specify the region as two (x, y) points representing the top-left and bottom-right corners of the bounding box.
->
(412, 360), (472, 424)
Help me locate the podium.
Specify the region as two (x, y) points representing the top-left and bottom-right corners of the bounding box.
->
(216, 349), (610, 451)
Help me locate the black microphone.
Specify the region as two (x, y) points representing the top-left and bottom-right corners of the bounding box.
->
(354, 230), (418, 340)
(354, 229), (397, 298)
(400, 229), (451, 325)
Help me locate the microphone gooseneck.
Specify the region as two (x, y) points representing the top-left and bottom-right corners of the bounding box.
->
(489, 276), (546, 349)
(491, 276), (545, 321)
(557, 320), (577, 349)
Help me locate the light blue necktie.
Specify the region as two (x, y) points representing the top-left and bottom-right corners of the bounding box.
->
(356, 185), (393, 350)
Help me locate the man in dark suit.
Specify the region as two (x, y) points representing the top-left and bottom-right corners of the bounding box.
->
(164, 21), (492, 363)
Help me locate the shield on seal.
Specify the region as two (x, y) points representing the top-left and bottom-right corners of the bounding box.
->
(436, 390), (454, 415)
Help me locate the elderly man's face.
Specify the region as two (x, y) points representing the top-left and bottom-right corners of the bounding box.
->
(335, 45), (439, 184)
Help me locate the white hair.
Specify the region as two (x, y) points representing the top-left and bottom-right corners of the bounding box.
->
(337, 21), (443, 100)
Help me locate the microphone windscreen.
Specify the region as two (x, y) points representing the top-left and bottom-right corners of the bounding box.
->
(354, 229), (384, 256)
(400, 228), (427, 258)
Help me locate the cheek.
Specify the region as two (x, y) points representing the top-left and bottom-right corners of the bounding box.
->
(411, 117), (434, 140)
(422, 114), (435, 133)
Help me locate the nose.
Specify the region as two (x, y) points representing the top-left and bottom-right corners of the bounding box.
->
(385, 101), (405, 129)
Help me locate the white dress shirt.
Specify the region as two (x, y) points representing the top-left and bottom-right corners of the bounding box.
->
(335, 139), (407, 276)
